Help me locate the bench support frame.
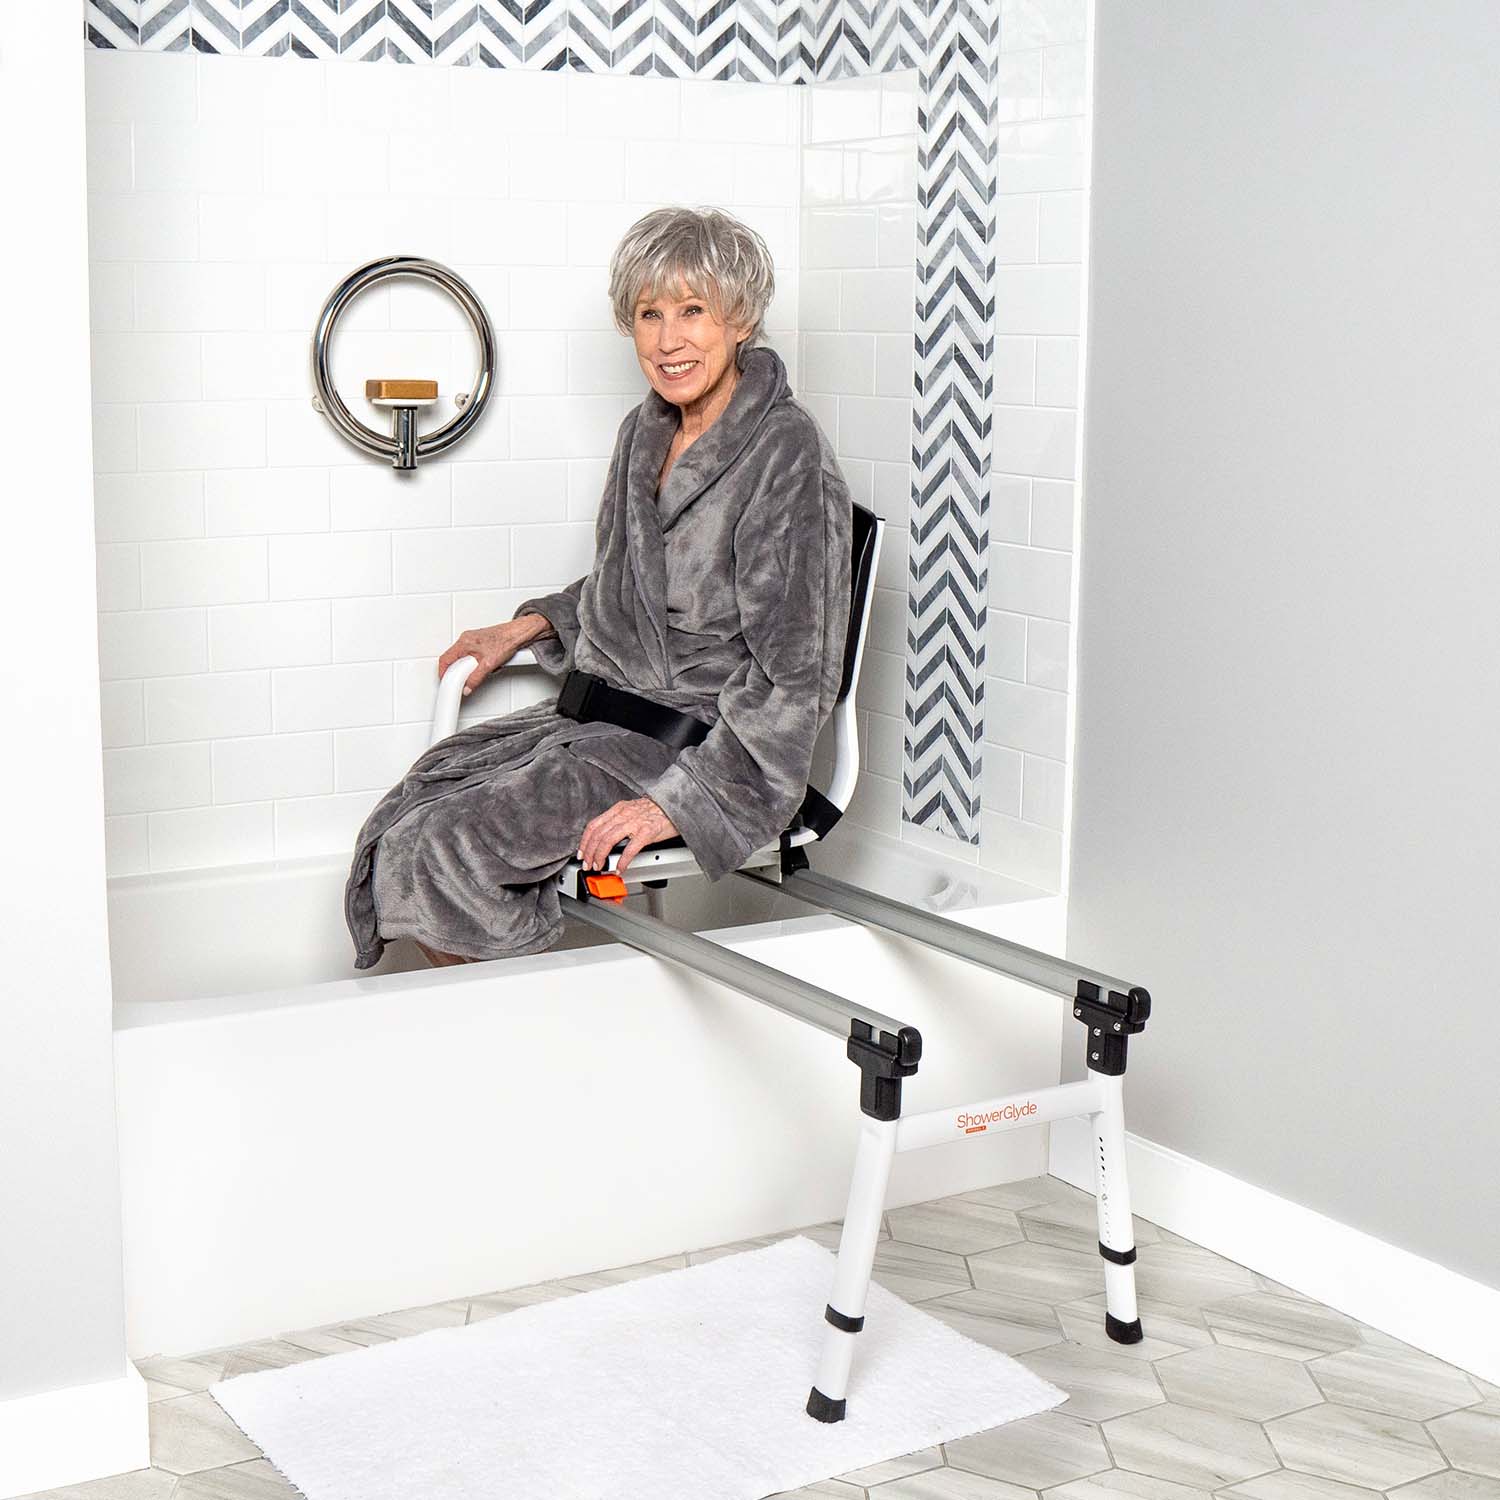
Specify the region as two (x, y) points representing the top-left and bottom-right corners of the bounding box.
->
(563, 849), (1151, 1423)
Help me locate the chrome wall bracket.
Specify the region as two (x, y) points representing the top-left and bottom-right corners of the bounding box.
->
(309, 255), (497, 470)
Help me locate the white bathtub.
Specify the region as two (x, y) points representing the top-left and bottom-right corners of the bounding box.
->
(110, 824), (1067, 1357)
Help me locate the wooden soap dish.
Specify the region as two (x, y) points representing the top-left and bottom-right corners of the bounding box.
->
(365, 379), (439, 408)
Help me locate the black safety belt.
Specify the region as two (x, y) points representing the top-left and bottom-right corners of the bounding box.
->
(555, 668), (844, 838)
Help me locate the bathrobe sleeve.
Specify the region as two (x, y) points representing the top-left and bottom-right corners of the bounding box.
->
(511, 575), (586, 675)
(645, 462), (849, 880)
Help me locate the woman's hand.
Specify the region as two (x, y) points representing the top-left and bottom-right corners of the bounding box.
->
(578, 797), (680, 876)
(438, 616), (552, 697)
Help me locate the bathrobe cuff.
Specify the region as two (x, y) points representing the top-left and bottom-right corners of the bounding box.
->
(644, 760), (756, 882)
(512, 575), (586, 675)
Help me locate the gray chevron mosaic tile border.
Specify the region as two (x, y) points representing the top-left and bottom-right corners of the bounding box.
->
(83, 0), (1000, 844)
(906, 0), (997, 842)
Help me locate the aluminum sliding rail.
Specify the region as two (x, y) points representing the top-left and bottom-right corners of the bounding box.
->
(738, 864), (1148, 1004)
(562, 890), (917, 1047)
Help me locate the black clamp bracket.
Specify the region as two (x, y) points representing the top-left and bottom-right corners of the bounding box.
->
(1074, 981), (1151, 1076)
(847, 1018), (922, 1120)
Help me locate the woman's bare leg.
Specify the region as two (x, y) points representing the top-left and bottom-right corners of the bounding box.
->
(415, 939), (474, 967)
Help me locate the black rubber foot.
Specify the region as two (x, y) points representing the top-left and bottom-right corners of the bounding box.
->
(1106, 1313), (1144, 1345)
(806, 1386), (847, 1423)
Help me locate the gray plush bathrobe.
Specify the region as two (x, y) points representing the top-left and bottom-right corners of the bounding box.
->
(344, 344), (853, 968)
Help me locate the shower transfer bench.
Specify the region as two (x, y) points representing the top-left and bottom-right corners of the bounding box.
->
(431, 501), (1154, 1424)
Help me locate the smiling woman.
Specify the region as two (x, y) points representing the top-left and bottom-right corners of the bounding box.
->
(344, 205), (853, 972)
(609, 205), (776, 491)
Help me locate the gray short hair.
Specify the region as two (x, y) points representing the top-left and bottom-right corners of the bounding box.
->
(609, 207), (776, 349)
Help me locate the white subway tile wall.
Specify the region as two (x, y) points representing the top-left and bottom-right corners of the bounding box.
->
(87, 53), (800, 875)
(798, 73), (917, 858)
(87, 0), (1089, 888)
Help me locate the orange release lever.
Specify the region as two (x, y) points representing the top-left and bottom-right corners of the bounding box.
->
(583, 871), (628, 902)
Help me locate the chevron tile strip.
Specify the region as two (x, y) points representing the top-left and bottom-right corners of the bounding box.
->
(186, 1), (342, 58)
(731, 0), (799, 82)
(900, 0), (996, 844)
(653, 0), (737, 80)
(497, 0), (571, 69)
(565, 0), (626, 70)
(84, 0), (137, 47)
(82, 0), (1002, 842)
(135, 0), (192, 50)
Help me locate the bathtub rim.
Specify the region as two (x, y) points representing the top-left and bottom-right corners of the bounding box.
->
(112, 906), (871, 1032)
(110, 834), (1059, 1032)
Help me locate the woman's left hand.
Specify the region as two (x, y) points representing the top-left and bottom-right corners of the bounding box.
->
(578, 797), (680, 876)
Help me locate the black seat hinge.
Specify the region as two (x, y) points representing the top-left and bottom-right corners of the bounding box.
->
(847, 1019), (922, 1120)
(1074, 981), (1151, 1076)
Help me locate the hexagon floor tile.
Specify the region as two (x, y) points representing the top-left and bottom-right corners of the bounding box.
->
(1015, 1195), (1162, 1257)
(1045, 1472), (1213, 1499)
(869, 1236), (975, 1301)
(1063, 1290), (1215, 1352)
(870, 1469), (1037, 1498)
(1101, 1400), (1279, 1489)
(173, 1461), (301, 1498)
(1015, 1339), (1165, 1420)
(1201, 1291), (1366, 1361)
(920, 1285), (1065, 1356)
(968, 1239), (1109, 1306)
(1154, 1343), (1322, 1421)
(1264, 1402), (1447, 1489)
(945, 1410), (1111, 1490)
(20, 1176), (1496, 1500)
(1129, 1241), (1260, 1306)
(1307, 1339), (1481, 1418)
(1389, 1475), (1500, 1500)
(1428, 1405), (1500, 1479)
(886, 1198), (1026, 1256)
(955, 1175), (1091, 1214)
(1221, 1473), (1384, 1498)
(836, 1445), (943, 1487)
(146, 1394), (261, 1476)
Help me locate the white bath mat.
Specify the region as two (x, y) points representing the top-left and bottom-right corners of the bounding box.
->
(211, 1235), (1066, 1500)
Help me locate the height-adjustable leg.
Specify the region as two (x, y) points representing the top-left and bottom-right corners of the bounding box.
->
(806, 1019), (921, 1423)
(1089, 1073), (1142, 1342)
(807, 1113), (897, 1422)
(1074, 981), (1151, 1345)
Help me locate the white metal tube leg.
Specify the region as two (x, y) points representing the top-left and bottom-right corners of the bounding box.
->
(807, 1113), (898, 1422)
(1089, 1072), (1143, 1342)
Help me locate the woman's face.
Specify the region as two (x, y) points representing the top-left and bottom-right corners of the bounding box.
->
(631, 280), (752, 410)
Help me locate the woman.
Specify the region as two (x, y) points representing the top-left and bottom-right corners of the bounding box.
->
(344, 206), (853, 969)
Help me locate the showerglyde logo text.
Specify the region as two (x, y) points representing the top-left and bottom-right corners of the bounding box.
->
(957, 1101), (1038, 1133)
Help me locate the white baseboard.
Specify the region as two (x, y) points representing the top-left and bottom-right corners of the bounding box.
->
(0, 1363), (149, 1500)
(1049, 1119), (1500, 1385)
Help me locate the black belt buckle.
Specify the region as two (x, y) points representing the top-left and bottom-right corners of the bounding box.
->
(557, 669), (595, 722)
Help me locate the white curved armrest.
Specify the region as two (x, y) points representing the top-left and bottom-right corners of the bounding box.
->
(429, 647), (538, 747)
(430, 655), (476, 746)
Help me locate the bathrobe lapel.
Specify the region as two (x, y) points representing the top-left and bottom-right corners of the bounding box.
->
(653, 345), (787, 532)
(619, 346), (789, 686)
(621, 396), (675, 684)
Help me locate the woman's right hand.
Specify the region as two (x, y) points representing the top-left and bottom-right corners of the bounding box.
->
(438, 616), (551, 697)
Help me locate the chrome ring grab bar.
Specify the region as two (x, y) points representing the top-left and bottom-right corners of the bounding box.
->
(309, 255), (497, 469)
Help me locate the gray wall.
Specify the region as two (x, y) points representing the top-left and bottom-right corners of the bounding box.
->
(1070, 0), (1500, 1287)
(0, 3), (131, 1401)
